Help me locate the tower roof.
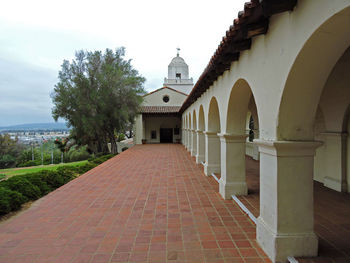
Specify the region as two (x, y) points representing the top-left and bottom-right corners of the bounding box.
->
(169, 55), (188, 67)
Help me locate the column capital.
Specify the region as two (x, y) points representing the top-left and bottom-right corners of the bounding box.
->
(320, 131), (348, 138)
(218, 133), (247, 143)
(254, 139), (323, 157)
(203, 131), (218, 136)
(195, 130), (204, 134)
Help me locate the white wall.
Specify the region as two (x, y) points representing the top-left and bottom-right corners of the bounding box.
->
(143, 116), (181, 143)
(143, 87), (187, 106)
(182, 1), (350, 141)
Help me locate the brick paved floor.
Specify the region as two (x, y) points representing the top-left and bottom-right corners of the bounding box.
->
(236, 157), (350, 263)
(0, 144), (270, 263)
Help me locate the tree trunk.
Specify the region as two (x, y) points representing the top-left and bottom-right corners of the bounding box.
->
(110, 134), (118, 154)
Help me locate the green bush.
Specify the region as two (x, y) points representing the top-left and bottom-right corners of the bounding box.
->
(0, 196), (10, 214)
(0, 153), (114, 216)
(56, 166), (77, 183)
(21, 173), (52, 195)
(43, 170), (65, 188)
(116, 133), (126, 142)
(77, 162), (97, 174)
(1, 177), (41, 199)
(66, 146), (91, 162)
(17, 160), (41, 167)
(0, 174), (6, 180)
(90, 154), (115, 165)
(0, 154), (16, 169)
(0, 187), (28, 215)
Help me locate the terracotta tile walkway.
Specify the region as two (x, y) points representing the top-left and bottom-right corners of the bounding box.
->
(0, 144), (270, 263)
(236, 157), (350, 263)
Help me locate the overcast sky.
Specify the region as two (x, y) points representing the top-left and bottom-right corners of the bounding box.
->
(0, 0), (246, 126)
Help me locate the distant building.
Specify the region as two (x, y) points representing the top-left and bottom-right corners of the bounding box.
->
(134, 50), (193, 144)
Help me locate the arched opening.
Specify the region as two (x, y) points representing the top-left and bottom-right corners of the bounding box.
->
(204, 97), (221, 176)
(183, 115), (187, 147)
(219, 79), (259, 199)
(345, 107), (350, 193)
(313, 47), (350, 192)
(208, 97), (220, 132)
(188, 112), (192, 152)
(191, 110), (197, 157)
(258, 6), (350, 261)
(277, 6), (350, 140)
(196, 105), (205, 164)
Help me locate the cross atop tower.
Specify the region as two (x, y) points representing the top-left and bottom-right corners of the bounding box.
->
(176, 47), (180, 57)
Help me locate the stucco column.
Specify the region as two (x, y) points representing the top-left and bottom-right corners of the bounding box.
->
(184, 129), (188, 149)
(134, 114), (143, 144)
(196, 130), (205, 164)
(191, 129), (197, 157)
(320, 132), (348, 192)
(187, 129), (192, 152)
(204, 132), (221, 176)
(218, 134), (248, 199)
(187, 130), (191, 152)
(182, 128), (185, 145)
(254, 129), (259, 139)
(255, 139), (322, 262)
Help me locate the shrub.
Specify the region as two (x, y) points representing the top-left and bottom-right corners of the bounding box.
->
(21, 173), (52, 195)
(1, 177), (41, 199)
(0, 196), (10, 214)
(17, 160), (40, 167)
(77, 162), (97, 174)
(90, 154), (115, 165)
(0, 187), (28, 214)
(66, 146), (91, 162)
(116, 133), (126, 142)
(0, 174), (6, 180)
(42, 170), (65, 189)
(0, 154), (16, 169)
(56, 166), (77, 183)
(0, 153), (114, 216)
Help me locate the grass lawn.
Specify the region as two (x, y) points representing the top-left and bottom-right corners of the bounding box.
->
(0, 160), (88, 178)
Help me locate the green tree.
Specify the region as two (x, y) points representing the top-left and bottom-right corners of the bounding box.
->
(51, 48), (145, 154)
(0, 134), (24, 168)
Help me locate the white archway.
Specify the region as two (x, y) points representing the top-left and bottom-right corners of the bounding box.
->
(204, 97), (221, 176)
(196, 105), (206, 164)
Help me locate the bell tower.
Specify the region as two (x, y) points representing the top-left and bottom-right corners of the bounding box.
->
(163, 48), (194, 94)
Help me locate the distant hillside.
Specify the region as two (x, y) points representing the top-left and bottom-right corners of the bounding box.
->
(0, 123), (69, 132)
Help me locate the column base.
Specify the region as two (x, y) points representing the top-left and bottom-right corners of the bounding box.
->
(196, 154), (204, 164)
(219, 180), (247, 199)
(324, 176), (347, 192)
(257, 217), (318, 262)
(191, 149), (197, 157)
(204, 163), (220, 176)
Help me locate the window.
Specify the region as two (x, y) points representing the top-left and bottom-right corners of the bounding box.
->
(163, 95), (170, 103)
(151, 130), (157, 139)
(176, 73), (181, 80)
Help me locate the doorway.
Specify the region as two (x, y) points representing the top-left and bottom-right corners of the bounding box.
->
(160, 128), (173, 143)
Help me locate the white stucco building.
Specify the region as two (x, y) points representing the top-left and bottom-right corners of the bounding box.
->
(134, 52), (193, 144)
(134, 1), (350, 261)
(180, 0), (349, 262)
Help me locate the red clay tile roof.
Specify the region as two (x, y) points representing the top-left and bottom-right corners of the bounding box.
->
(180, 0), (297, 113)
(141, 106), (181, 114)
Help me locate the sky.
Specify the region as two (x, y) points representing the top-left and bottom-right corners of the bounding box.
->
(0, 0), (246, 126)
